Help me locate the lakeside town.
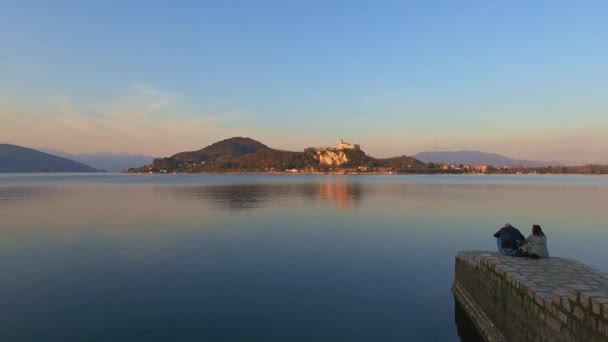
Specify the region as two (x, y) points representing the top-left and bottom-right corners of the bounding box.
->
(125, 137), (607, 175)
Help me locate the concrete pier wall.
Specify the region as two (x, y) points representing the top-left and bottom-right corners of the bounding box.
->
(452, 251), (608, 342)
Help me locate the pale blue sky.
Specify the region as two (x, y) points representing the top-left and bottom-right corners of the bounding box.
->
(1, 1), (607, 163)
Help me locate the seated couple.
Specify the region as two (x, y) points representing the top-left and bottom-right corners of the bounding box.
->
(493, 223), (550, 258)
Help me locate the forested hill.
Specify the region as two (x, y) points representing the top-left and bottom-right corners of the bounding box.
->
(171, 137), (270, 162)
(0, 144), (101, 172)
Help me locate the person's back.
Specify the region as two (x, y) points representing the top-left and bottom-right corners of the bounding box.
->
(494, 223), (525, 256)
(525, 224), (550, 258)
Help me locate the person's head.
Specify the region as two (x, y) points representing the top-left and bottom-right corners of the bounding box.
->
(503, 223), (512, 228)
(532, 224), (544, 237)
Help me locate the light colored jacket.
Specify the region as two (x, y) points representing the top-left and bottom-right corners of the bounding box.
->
(525, 234), (550, 258)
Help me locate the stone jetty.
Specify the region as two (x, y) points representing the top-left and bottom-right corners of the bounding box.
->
(453, 251), (608, 342)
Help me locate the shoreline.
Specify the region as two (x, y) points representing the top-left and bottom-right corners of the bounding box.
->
(120, 171), (608, 176)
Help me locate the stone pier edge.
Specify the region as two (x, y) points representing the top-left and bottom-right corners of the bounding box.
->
(452, 251), (608, 342)
(452, 280), (507, 342)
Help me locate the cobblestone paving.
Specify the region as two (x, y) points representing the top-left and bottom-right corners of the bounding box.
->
(458, 251), (608, 307)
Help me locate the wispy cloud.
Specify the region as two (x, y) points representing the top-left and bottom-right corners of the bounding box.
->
(133, 83), (163, 97)
(0, 84), (252, 155)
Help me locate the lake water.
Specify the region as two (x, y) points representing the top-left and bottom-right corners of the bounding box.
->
(1, 173), (607, 341)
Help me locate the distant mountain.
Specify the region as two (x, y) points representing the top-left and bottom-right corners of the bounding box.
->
(39, 149), (154, 172)
(414, 150), (552, 167)
(0, 144), (101, 172)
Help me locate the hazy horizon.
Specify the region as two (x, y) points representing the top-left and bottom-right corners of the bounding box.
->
(1, 2), (607, 164)
(0, 140), (599, 167)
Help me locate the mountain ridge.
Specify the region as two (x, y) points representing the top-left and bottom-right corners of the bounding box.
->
(0, 144), (102, 172)
(414, 150), (561, 167)
(39, 148), (155, 172)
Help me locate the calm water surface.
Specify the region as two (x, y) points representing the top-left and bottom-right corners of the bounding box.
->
(1, 174), (607, 341)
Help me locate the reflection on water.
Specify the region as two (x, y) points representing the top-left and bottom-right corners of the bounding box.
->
(165, 180), (363, 211)
(454, 299), (484, 342)
(0, 186), (60, 202)
(172, 185), (274, 212)
(315, 181), (362, 209)
(0, 174), (607, 341)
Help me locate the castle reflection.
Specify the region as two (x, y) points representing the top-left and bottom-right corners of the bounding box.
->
(315, 181), (361, 210)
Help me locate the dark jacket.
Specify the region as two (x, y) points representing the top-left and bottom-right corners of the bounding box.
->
(493, 226), (525, 250)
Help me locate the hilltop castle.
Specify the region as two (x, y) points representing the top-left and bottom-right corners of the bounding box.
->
(313, 139), (360, 152)
(337, 139), (360, 150)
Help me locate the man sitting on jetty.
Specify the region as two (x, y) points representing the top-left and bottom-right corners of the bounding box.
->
(493, 223), (526, 256)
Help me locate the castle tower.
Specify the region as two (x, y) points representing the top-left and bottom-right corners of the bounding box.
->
(337, 138), (359, 150)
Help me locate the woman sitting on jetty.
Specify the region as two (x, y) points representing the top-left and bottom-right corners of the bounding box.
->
(525, 224), (550, 258)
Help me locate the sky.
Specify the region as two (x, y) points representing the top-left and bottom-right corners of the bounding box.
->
(1, 1), (607, 164)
